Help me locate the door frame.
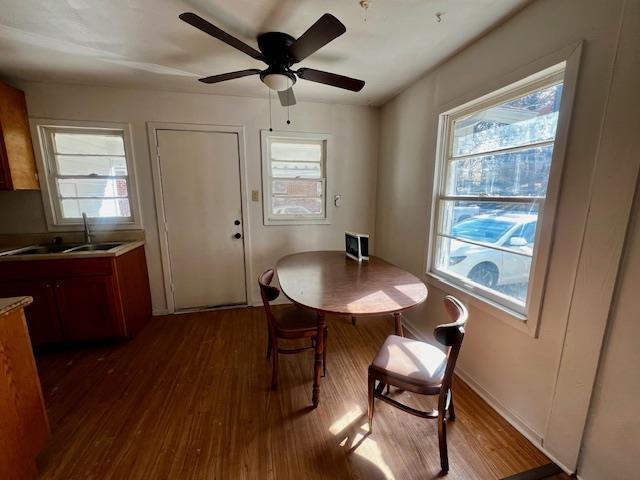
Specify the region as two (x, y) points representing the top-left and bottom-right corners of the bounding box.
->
(147, 122), (253, 314)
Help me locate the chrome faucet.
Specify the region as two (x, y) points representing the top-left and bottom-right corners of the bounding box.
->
(82, 212), (92, 244)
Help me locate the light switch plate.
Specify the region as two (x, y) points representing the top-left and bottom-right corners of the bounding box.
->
(251, 190), (260, 202)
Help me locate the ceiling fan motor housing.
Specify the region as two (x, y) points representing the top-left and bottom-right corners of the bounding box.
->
(257, 32), (298, 67)
(257, 32), (298, 91)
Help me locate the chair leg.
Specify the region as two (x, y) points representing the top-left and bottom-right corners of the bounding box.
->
(322, 328), (328, 378)
(270, 339), (279, 390)
(266, 331), (272, 359)
(438, 409), (449, 473)
(448, 388), (456, 421)
(351, 316), (357, 326)
(368, 371), (375, 432)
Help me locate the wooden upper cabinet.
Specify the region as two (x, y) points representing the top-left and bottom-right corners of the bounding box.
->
(0, 80), (39, 190)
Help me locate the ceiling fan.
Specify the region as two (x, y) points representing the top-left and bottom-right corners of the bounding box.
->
(178, 12), (365, 106)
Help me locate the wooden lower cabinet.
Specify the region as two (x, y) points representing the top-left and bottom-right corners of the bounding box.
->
(0, 245), (151, 345)
(0, 279), (62, 345)
(0, 299), (49, 478)
(54, 275), (123, 342)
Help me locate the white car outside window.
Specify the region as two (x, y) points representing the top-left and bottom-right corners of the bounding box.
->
(446, 213), (537, 302)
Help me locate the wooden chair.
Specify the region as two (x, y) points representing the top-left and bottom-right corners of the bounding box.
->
(259, 269), (327, 390)
(367, 295), (468, 473)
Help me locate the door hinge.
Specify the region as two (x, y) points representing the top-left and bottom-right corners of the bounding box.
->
(170, 282), (175, 292)
(164, 221), (169, 233)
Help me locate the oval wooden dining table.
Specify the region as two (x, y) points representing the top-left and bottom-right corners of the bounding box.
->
(276, 251), (428, 407)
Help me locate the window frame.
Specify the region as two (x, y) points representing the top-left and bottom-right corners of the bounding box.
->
(427, 61), (576, 335)
(261, 130), (330, 226)
(31, 119), (142, 230)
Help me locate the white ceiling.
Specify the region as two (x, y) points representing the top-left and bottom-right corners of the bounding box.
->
(0, 0), (529, 106)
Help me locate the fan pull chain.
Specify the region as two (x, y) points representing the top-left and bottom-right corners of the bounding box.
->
(268, 88), (273, 131)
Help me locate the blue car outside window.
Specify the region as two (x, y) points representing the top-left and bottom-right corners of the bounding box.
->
(452, 218), (515, 243)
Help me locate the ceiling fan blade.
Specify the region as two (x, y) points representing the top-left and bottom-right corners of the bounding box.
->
(289, 13), (346, 62)
(296, 68), (365, 92)
(278, 88), (296, 107)
(179, 12), (264, 61)
(198, 69), (262, 84)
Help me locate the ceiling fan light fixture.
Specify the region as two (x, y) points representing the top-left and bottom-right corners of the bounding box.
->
(261, 72), (293, 91)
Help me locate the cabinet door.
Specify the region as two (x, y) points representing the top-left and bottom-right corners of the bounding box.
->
(0, 280), (62, 346)
(0, 81), (39, 190)
(55, 275), (124, 341)
(0, 130), (12, 190)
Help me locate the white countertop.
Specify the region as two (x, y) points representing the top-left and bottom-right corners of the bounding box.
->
(0, 240), (145, 262)
(0, 296), (33, 315)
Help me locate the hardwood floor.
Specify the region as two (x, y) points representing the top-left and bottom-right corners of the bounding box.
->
(35, 306), (569, 479)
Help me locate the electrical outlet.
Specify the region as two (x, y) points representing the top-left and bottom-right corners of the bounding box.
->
(251, 190), (260, 202)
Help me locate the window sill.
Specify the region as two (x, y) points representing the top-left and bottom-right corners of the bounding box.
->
(425, 272), (537, 337)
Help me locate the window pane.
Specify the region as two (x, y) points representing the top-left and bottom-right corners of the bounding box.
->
(56, 155), (128, 176)
(452, 83), (563, 157)
(53, 132), (125, 155)
(271, 161), (321, 179)
(438, 200), (539, 250)
(272, 179), (322, 197)
(57, 178), (129, 198)
(271, 141), (322, 161)
(445, 144), (553, 197)
(272, 197), (322, 216)
(435, 235), (531, 304)
(61, 198), (131, 218)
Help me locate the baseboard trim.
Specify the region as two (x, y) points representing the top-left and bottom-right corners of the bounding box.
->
(403, 318), (576, 476)
(454, 368), (544, 446)
(500, 463), (562, 480)
(152, 308), (169, 316)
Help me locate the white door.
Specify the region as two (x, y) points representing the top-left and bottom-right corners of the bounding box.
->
(156, 129), (246, 310)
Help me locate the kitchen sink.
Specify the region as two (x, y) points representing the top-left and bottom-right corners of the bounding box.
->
(63, 242), (125, 252)
(0, 242), (125, 256)
(0, 244), (81, 256)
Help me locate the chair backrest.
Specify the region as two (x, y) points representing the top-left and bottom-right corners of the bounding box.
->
(434, 295), (468, 393)
(258, 269), (280, 332)
(434, 296), (468, 347)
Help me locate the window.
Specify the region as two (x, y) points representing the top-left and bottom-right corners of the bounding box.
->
(430, 67), (566, 317)
(34, 121), (140, 228)
(261, 130), (328, 225)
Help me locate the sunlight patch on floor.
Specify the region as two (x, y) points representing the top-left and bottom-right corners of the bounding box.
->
(329, 405), (396, 479)
(329, 405), (364, 435)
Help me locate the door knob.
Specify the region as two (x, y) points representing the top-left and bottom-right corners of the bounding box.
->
(234, 220), (241, 226)
(234, 233), (242, 239)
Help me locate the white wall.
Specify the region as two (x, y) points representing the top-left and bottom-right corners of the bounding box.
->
(578, 189), (640, 479)
(374, 0), (638, 472)
(1, 83), (379, 312)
